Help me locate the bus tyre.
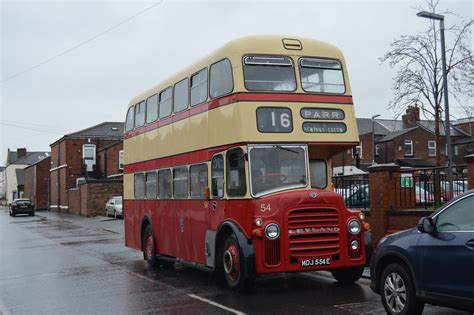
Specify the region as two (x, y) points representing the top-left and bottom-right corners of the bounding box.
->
(143, 225), (159, 268)
(222, 234), (254, 291)
(331, 266), (364, 284)
(380, 263), (424, 315)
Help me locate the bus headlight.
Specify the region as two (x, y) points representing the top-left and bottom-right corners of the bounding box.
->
(348, 219), (361, 235)
(264, 223), (280, 240)
(351, 240), (360, 251)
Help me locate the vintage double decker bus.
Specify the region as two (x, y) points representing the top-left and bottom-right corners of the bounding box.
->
(123, 35), (369, 290)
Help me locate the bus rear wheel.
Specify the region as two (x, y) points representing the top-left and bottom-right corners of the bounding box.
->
(222, 234), (254, 291)
(331, 266), (364, 284)
(143, 225), (159, 268)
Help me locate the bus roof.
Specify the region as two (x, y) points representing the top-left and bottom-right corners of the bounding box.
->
(128, 35), (347, 107)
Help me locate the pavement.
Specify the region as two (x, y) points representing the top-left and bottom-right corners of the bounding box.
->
(0, 207), (471, 315)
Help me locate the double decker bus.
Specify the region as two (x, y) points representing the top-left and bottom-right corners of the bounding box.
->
(123, 36), (369, 290)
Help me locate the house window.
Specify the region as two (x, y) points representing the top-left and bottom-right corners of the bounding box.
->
(428, 141), (436, 157)
(118, 150), (124, 170)
(375, 144), (379, 156)
(404, 140), (413, 156)
(82, 144), (96, 171)
(454, 145), (459, 156)
(352, 145), (362, 158)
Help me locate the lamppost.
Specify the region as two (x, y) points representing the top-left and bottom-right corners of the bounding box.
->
(417, 11), (454, 196)
(372, 114), (381, 164)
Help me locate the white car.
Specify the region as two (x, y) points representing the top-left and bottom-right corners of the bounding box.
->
(105, 196), (123, 218)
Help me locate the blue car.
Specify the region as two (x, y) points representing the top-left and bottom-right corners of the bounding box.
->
(370, 190), (474, 314)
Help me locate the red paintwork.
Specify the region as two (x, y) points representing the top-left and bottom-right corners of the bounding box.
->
(124, 92), (354, 139)
(124, 189), (366, 273)
(124, 141), (359, 174)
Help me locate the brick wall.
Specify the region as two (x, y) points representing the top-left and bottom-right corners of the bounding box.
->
(68, 188), (80, 215)
(67, 180), (122, 217)
(466, 154), (474, 190)
(24, 156), (51, 210)
(50, 137), (122, 212)
(97, 141), (123, 178)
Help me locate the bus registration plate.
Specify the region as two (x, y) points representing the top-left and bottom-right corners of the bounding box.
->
(301, 258), (330, 267)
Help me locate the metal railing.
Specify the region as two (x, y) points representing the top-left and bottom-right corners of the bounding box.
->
(332, 176), (369, 209)
(394, 166), (467, 209)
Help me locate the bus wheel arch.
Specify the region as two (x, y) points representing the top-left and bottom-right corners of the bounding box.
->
(215, 221), (256, 291)
(140, 217), (159, 268)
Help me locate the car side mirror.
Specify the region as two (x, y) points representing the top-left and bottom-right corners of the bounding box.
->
(417, 217), (434, 234)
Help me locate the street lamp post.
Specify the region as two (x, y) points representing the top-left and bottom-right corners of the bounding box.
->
(372, 114), (381, 165)
(417, 11), (454, 196)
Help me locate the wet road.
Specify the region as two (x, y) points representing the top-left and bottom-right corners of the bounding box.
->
(0, 207), (470, 315)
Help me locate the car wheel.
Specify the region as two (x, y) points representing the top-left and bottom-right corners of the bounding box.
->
(105, 209), (108, 217)
(222, 234), (255, 291)
(380, 263), (424, 315)
(9, 210), (12, 217)
(114, 210), (117, 219)
(143, 225), (159, 268)
(30, 211), (35, 216)
(331, 266), (364, 284)
(11, 210), (16, 217)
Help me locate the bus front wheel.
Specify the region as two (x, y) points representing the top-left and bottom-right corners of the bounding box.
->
(222, 234), (254, 291)
(143, 225), (159, 268)
(331, 266), (364, 284)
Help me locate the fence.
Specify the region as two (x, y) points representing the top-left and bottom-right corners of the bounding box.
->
(394, 167), (468, 209)
(333, 166), (468, 210)
(332, 175), (369, 209)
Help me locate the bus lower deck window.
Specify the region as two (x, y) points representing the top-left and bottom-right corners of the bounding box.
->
(309, 159), (327, 189)
(226, 148), (246, 197)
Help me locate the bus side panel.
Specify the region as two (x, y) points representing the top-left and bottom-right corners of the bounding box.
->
(124, 199), (139, 249)
(188, 200), (210, 265)
(154, 199), (179, 258)
(209, 200), (254, 239)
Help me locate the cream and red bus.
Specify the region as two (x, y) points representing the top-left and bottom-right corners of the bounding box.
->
(123, 36), (369, 290)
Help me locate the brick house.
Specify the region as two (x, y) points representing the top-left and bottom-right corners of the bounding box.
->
(332, 106), (472, 171)
(49, 122), (124, 214)
(23, 156), (51, 210)
(4, 149), (50, 204)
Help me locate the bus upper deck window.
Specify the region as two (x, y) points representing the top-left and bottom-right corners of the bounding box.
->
(299, 58), (345, 94)
(243, 55), (296, 92)
(125, 106), (135, 132)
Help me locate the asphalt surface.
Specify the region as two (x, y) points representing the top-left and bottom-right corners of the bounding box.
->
(0, 207), (471, 315)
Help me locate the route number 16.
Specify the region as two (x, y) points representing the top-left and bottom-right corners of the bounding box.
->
(257, 107), (293, 133)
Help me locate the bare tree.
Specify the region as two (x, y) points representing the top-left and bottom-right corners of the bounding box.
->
(380, 0), (473, 167)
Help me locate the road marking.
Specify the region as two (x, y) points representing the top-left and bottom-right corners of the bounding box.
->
(187, 293), (246, 315)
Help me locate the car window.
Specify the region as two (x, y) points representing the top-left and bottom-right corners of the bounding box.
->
(436, 195), (474, 232)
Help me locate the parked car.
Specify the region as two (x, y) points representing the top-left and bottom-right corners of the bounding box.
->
(105, 196), (123, 218)
(9, 199), (34, 217)
(370, 190), (474, 314)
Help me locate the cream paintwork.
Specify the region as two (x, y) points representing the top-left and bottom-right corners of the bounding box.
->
(124, 36), (359, 199)
(125, 102), (357, 165)
(126, 35), (352, 108)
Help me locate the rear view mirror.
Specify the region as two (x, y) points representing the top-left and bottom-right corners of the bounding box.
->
(417, 217), (434, 234)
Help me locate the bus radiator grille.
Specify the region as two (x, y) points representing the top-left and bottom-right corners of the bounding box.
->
(264, 238), (281, 267)
(287, 208), (340, 258)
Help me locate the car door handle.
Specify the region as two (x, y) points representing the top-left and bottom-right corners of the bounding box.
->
(466, 240), (474, 249)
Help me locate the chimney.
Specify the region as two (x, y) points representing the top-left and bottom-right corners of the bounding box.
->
(17, 148), (27, 159)
(402, 105), (420, 125)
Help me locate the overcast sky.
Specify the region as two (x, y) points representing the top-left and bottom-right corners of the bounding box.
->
(1, 0), (472, 165)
